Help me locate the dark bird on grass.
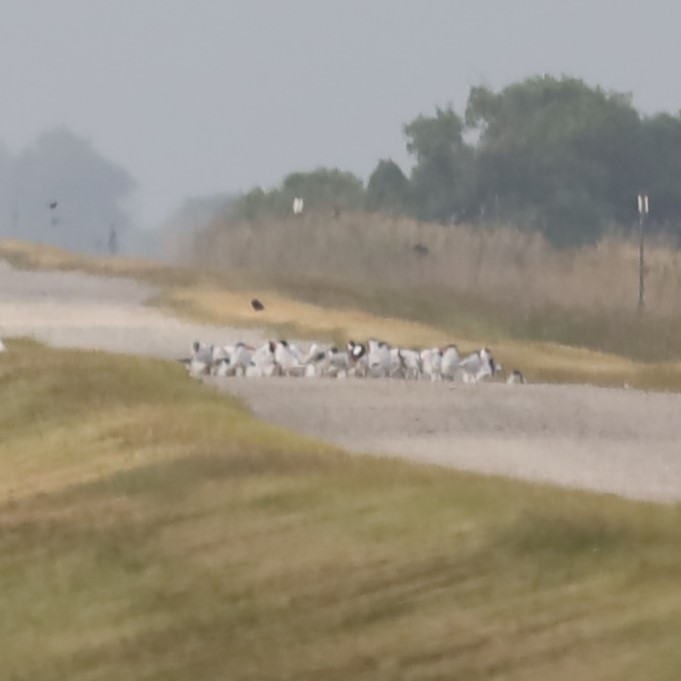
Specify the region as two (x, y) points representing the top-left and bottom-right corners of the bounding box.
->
(251, 298), (265, 311)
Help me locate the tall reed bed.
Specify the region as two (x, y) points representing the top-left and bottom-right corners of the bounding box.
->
(187, 212), (681, 359)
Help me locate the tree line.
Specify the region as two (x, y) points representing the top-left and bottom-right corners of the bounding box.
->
(229, 75), (681, 248)
(0, 129), (135, 254)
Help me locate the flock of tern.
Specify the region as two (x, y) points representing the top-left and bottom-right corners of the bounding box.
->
(182, 338), (527, 384)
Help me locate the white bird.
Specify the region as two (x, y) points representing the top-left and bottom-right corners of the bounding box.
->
(300, 342), (325, 365)
(249, 341), (279, 376)
(292, 196), (304, 215)
(367, 339), (391, 378)
(179, 340), (213, 377)
(440, 344), (461, 380)
(347, 341), (369, 378)
(420, 347), (443, 382)
(274, 340), (306, 376)
(307, 345), (349, 378)
(326, 347), (350, 377)
(458, 347), (500, 383)
(229, 342), (254, 376)
(507, 369), (527, 385)
(299, 343), (329, 378)
(393, 348), (422, 380)
(209, 344), (233, 374)
(212, 357), (232, 377)
(211, 342), (254, 377)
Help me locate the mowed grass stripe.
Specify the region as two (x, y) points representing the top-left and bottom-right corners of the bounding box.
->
(2, 342), (681, 679)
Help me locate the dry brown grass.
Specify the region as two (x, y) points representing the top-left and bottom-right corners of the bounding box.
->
(189, 213), (681, 360)
(0, 238), (199, 288)
(191, 213), (681, 315)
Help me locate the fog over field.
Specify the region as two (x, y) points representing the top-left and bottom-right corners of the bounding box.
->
(5, 7), (681, 674)
(1, 0), (681, 254)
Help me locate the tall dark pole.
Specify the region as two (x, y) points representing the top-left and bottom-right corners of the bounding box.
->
(637, 193), (649, 310)
(638, 212), (645, 309)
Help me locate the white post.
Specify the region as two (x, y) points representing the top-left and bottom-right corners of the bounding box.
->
(292, 197), (304, 215)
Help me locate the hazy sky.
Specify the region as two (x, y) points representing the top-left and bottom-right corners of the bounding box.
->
(1, 0), (679, 228)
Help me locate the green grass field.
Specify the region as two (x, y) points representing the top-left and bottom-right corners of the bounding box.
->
(3, 341), (681, 680)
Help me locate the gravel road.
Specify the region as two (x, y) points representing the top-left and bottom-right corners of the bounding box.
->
(220, 377), (681, 502)
(0, 261), (262, 358)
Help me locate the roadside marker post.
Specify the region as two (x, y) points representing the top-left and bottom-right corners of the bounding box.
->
(637, 193), (650, 309)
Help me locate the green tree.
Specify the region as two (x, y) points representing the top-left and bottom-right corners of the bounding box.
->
(465, 76), (643, 245)
(230, 168), (365, 221)
(639, 113), (681, 235)
(365, 159), (409, 214)
(281, 168), (365, 214)
(232, 187), (288, 220)
(10, 128), (135, 253)
(403, 107), (474, 223)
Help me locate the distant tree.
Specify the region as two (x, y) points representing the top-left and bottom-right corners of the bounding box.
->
(365, 159), (409, 214)
(639, 113), (681, 236)
(465, 76), (643, 245)
(230, 186), (289, 220)
(162, 193), (234, 230)
(156, 193), (235, 259)
(8, 129), (136, 252)
(230, 168), (365, 221)
(403, 107), (475, 222)
(405, 107), (465, 162)
(206, 75), (681, 249)
(281, 168), (365, 214)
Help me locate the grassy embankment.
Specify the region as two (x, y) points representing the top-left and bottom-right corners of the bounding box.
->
(2, 235), (681, 391)
(3, 340), (681, 680)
